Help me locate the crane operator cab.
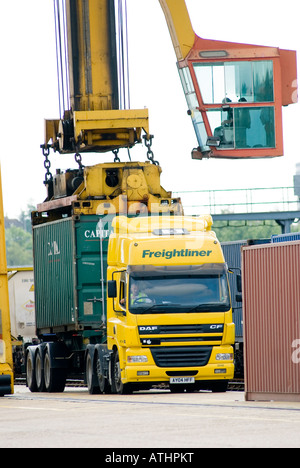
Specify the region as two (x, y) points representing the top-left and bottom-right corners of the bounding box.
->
(180, 45), (297, 159)
(179, 38), (297, 160)
(160, 0), (298, 159)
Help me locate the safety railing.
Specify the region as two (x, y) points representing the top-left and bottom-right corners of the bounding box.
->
(173, 186), (299, 216)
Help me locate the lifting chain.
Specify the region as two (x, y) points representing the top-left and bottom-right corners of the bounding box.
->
(41, 144), (53, 184)
(75, 151), (84, 172)
(74, 143), (85, 173)
(113, 149), (120, 162)
(143, 135), (159, 165)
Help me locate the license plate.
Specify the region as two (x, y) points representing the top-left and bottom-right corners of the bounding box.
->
(169, 377), (195, 384)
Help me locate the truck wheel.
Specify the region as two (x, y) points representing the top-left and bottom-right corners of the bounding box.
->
(35, 348), (46, 392)
(96, 354), (111, 394)
(86, 352), (101, 394)
(26, 351), (38, 393)
(111, 350), (132, 395)
(44, 350), (66, 393)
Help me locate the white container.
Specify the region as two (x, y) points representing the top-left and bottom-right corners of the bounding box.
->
(8, 268), (36, 343)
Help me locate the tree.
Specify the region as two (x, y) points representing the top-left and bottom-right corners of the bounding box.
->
(18, 203), (35, 233)
(5, 203), (34, 266)
(5, 225), (33, 266)
(213, 220), (283, 242)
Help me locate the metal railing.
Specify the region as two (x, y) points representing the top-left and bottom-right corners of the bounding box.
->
(173, 186), (299, 216)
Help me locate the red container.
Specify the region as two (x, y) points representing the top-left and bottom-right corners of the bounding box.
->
(242, 241), (300, 401)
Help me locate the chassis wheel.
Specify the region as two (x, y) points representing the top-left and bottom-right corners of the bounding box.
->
(96, 353), (111, 394)
(35, 348), (46, 392)
(86, 352), (101, 394)
(26, 351), (38, 393)
(44, 350), (66, 393)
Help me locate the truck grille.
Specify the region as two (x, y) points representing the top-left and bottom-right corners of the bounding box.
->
(138, 324), (223, 335)
(150, 346), (212, 368)
(158, 324), (222, 334)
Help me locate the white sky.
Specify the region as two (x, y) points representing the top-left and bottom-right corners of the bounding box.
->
(0, 0), (299, 218)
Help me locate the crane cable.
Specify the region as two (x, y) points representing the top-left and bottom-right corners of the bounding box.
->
(117, 0), (130, 110)
(53, 1), (130, 114)
(53, 0), (70, 120)
(42, 0), (68, 180)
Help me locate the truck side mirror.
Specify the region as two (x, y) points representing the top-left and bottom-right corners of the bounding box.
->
(235, 294), (242, 303)
(107, 280), (117, 298)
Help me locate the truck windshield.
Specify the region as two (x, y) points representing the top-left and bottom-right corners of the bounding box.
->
(128, 264), (230, 314)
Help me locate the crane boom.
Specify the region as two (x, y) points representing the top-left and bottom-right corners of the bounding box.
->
(66, 0), (119, 112)
(158, 0), (195, 61)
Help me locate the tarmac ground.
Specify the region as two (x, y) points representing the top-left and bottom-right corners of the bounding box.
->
(1, 385), (300, 449)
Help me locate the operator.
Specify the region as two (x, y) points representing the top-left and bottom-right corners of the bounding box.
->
(130, 282), (149, 304)
(120, 282), (149, 306)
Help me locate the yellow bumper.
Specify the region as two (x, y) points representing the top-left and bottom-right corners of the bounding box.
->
(123, 345), (234, 384)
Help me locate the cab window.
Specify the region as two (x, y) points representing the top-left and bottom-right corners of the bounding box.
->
(193, 60), (274, 104)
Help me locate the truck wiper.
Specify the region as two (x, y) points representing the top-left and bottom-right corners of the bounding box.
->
(136, 303), (182, 314)
(187, 303), (228, 312)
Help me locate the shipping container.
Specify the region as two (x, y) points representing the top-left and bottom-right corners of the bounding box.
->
(271, 232), (300, 243)
(221, 239), (271, 377)
(222, 241), (245, 378)
(242, 241), (300, 402)
(221, 241), (246, 341)
(33, 214), (112, 338)
(8, 268), (36, 343)
(7, 268), (36, 375)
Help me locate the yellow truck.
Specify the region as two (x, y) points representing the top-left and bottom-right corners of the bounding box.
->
(105, 214), (234, 393)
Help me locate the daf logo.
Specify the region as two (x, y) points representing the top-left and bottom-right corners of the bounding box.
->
(139, 326), (158, 332)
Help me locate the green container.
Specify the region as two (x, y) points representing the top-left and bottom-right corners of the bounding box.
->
(33, 215), (113, 336)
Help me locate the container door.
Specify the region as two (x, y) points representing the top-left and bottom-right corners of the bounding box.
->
(33, 218), (76, 330)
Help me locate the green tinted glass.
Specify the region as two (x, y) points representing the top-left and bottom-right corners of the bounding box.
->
(194, 61), (274, 104)
(207, 106), (275, 149)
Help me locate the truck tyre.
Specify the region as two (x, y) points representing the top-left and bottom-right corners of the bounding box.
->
(86, 351), (101, 394)
(111, 350), (132, 395)
(26, 350), (38, 393)
(96, 353), (111, 394)
(44, 350), (66, 393)
(35, 347), (46, 392)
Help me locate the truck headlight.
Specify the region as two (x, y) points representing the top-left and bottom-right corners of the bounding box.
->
(127, 355), (148, 363)
(216, 353), (233, 361)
